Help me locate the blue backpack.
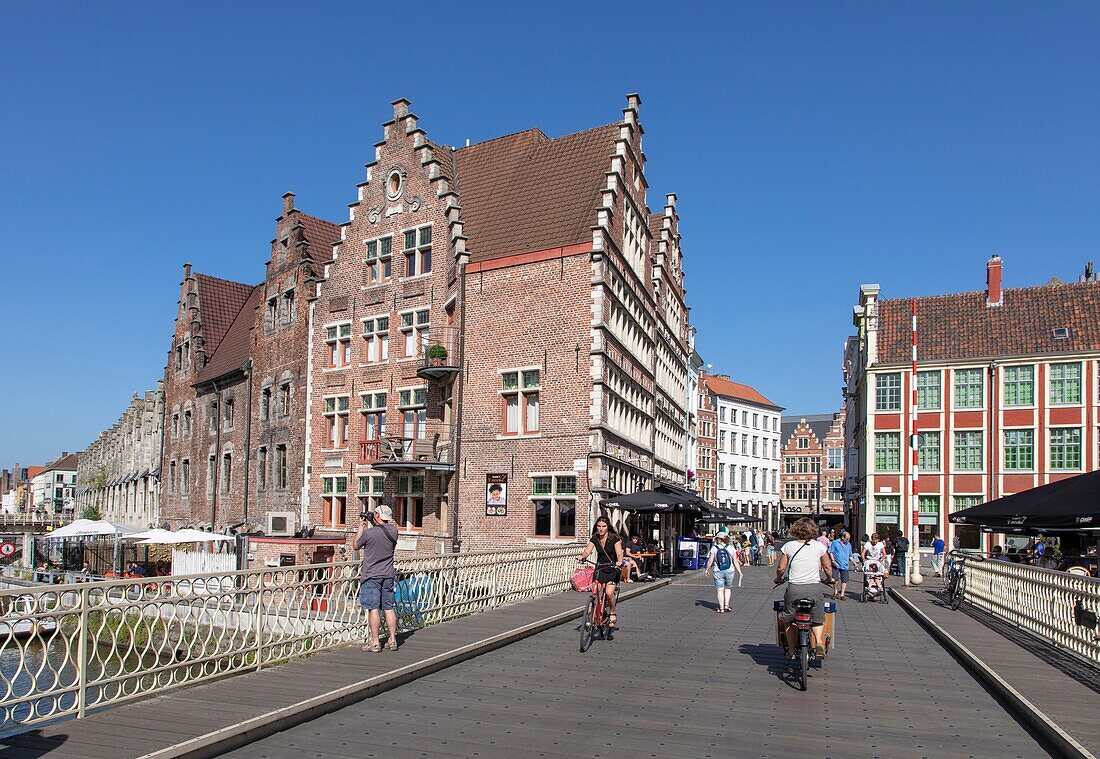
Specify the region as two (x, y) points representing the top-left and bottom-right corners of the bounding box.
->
(714, 546), (732, 571)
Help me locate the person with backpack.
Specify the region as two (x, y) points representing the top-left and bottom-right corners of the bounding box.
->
(892, 532), (910, 580)
(704, 532), (743, 613)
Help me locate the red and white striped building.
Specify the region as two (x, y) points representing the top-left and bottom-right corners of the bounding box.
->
(844, 257), (1100, 550)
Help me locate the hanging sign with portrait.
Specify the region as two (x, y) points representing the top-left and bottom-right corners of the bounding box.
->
(485, 473), (508, 516)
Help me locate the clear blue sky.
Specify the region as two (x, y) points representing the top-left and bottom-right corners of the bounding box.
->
(3, 2), (1100, 466)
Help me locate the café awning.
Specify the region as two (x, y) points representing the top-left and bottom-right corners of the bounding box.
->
(601, 489), (705, 514)
(949, 469), (1100, 532)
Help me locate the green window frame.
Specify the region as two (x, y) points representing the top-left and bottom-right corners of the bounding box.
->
(952, 495), (983, 511)
(953, 368), (983, 409)
(1049, 363), (1082, 405)
(918, 495), (939, 515)
(1003, 429), (1034, 471)
(875, 373), (901, 411)
(874, 495), (900, 516)
(953, 431), (983, 470)
(916, 371), (941, 410)
(874, 432), (901, 472)
(1002, 365), (1034, 407)
(917, 431), (940, 471)
(1049, 427), (1081, 470)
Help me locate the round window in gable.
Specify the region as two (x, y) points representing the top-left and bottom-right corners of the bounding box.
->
(386, 169), (404, 201)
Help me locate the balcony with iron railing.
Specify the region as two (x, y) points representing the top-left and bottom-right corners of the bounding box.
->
(359, 422), (456, 471)
(416, 326), (460, 382)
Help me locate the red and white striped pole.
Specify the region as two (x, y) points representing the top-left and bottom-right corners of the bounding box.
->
(909, 300), (924, 585)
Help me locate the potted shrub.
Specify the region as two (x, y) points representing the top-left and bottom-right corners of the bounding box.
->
(427, 344), (448, 366)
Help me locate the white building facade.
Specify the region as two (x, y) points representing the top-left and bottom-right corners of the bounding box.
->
(706, 374), (784, 530)
(31, 453), (80, 516)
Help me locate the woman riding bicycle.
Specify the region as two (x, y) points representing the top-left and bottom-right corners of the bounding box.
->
(578, 516), (625, 628)
(775, 517), (834, 659)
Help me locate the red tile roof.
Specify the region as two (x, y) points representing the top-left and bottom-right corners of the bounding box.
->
(195, 285), (262, 384)
(455, 124), (618, 263)
(297, 212), (340, 264)
(704, 376), (782, 409)
(877, 281), (1100, 364)
(195, 274), (255, 358)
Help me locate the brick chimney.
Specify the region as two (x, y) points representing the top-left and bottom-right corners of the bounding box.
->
(986, 255), (1003, 307)
(282, 192), (295, 216)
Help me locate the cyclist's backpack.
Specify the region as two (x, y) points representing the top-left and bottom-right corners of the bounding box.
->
(714, 546), (732, 571)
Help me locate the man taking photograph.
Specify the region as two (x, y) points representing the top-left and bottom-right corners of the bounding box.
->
(356, 505), (400, 653)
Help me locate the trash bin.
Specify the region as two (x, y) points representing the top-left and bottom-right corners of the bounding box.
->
(678, 538), (700, 570)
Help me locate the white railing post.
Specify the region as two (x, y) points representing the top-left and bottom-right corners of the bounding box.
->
(76, 586), (89, 719)
(254, 573), (266, 672)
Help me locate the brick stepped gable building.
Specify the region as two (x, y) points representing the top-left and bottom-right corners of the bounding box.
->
(309, 95), (692, 554)
(778, 409), (846, 527)
(845, 257), (1100, 550)
(160, 199), (343, 566)
(76, 386), (164, 526)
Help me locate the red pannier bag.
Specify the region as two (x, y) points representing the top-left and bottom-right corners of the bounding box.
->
(570, 566), (594, 592)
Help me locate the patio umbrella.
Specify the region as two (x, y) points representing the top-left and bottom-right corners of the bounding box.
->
(125, 528), (177, 543)
(697, 504), (763, 524)
(949, 469), (1100, 532)
(48, 519), (142, 539)
(600, 490), (704, 514)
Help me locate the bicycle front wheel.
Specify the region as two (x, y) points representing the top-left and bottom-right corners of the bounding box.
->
(580, 596), (596, 652)
(942, 566), (953, 591)
(948, 574), (966, 610)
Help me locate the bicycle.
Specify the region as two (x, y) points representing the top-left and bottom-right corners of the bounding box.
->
(578, 561), (622, 653)
(943, 550), (983, 610)
(773, 579), (836, 691)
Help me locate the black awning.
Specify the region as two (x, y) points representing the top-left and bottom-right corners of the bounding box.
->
(698, 505), (764, 524)
(601, 489), (704, 514)
(949, 469), (1100, 531)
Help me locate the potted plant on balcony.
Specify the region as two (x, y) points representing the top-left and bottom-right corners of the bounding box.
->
(427, 344), (448, 367)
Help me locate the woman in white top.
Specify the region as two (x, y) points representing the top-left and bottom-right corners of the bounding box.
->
(863, 533), (886, 565)
(775, 518), (835, 658)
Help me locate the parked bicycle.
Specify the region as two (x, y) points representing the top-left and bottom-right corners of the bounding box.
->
(943, 550), (983, 610)
(578, 560), (621, 652)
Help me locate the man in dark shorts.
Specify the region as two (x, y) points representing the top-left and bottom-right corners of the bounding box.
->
(355, 505), (400, 652)
(828, 530), (853, 600)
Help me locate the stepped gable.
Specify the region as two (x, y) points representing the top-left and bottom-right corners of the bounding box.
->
(877, 281), (1100, 364)
(454, 123), (619, 263)
(193, 274), (254, 357)
(195, 285), (263, 384)
(297, 212), (340, 264)
(781, 414), (834, 445)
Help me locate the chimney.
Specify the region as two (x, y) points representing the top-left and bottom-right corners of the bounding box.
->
(282, 192), (295, 216)
(986, 255), (1003, 307)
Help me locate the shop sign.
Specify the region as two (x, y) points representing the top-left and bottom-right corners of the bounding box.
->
(485, 473), (508, 516)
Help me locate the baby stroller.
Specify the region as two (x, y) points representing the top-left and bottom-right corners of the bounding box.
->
(860, 558), (889, 604)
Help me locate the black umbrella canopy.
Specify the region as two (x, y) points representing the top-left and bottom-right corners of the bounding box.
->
(949, 469), (1100, 531)
(601, 489), (704, 514)
(698, 504), (764, 524)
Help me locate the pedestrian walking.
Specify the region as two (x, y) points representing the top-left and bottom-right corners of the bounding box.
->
(355, 505), (401, 653)
(828, 530), (853, 600)
(704, 533), (743, 612)
(892, 532), (910, 580)
(931, 532), (946, 577)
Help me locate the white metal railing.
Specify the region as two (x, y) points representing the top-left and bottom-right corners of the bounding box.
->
(0, 544), (579, 730)
(959, 555), (1100, 665)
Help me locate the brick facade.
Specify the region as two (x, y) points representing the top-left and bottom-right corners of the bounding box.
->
(779, 409), (846, 527)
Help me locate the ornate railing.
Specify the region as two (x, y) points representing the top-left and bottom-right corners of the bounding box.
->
(958, 554), (1100, 665)
(0, 513), (62, 529)
(0, 544), (580, 730)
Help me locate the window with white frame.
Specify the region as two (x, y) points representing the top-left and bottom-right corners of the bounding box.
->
(953, 431), (983, 470)
(827, 448), (843, 469)
(1049, 363), (1082, 405)
(1049, 427), (1081, 470)
(875, 373), (902, 411)
(395, 475), (424, 531)
(326, 323), (352, 368)
(797, 437), (809, 449)
(402, 226), (432, 277)
(502, 369), (540, 435)
(752, 436), (758, 456)
(718, 463), (726, 489)
(398, 387), (427, 439)
(321, 476), (347, 528)
(1003, 429), (1034, 470)
(954, 368), (983, 408)
(753, 413), (759, 429)
(916, 371), (941, 410)
(532, 474), (576, 539)
(740, 466), (747, 491)
(917, 431), (940, 471)
(400, 309), (429, 357)
(874, 432), (901, 472)
(324, 395), (350, 448)
(718, 431), (726, 451)
(357, 474), (385, 515)
(741, 435), (747, 454)
(362, 316), (390, 363)
(365, 235), (393, 284)
(361, 391), (387, 440)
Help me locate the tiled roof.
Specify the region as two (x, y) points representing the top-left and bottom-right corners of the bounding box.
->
(704, 376), (782, 410)
(195, 285), (263, 384)
(41, 452), (80, 474)
(195, 274), (254, 357)
(297, 212), (340, 264)
(781, 414), (834, 444)
(877, 281), (1100, 364)
(454, 124), (618, 263)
